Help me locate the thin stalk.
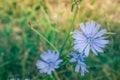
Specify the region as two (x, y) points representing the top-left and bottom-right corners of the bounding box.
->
(31, 27), (58, 52)
(53, 71), (60, 80)
(59, 7), (78, 53)
(61, 55), (71, 66)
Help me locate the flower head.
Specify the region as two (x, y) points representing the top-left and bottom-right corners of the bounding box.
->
(70, 52), (88, 76)
(72, 21), (109, 56)
(36, 50), (63, 75)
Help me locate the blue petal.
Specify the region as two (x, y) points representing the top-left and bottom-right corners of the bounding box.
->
(94, 29), (106, 38)
(39, 70), (44, 73)
(84, 44), (90, 57)
(72, 30), (86, 41)
(93, 24), (100, 36)
(47, 70), (52, 75)
(78, 54), (85, 61)
(47, 51), (57, 61)
(54, 65), (59, 68)
(95, 38), (109, 45)
(93, 41), (105, 48)
(70, 52), (78, 58)
(75, 64), (80, 72)
(90, 21), (95, 29)
(69, 58), (76, 63)
(39, 65), (49, 73)
(91, 45), (97, 55)
(90, 21), (96, 36)
(53, 52), (60, 61)
(92, 43), (104, 53)
(47, 67), (55, 75)
(40, 52), (51, 61)
(78, 61), (86, 66)
(80, 23), (86, 34)
(74, 40), (87, 44)
(86, 21), (91, 34)
(55, 60), (63, 65)
(40, 50), (59, 62)
(40, 69), (47, 73)
(74, 42), (88, 53)
(80, 65), (88, 76)
(36, 60), (48, 69)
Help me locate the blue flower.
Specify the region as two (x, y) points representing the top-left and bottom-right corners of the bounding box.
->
(70, 52), (88, 76)
(72, 21), (109, 56)
(36, 50), (63, 75)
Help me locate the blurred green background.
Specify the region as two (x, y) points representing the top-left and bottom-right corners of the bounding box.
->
(0, 0), (120, 80)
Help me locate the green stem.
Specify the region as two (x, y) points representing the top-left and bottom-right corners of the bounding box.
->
(59, 7), (78, 53)
(61, 55), (71, 66)
(31, 27), (58, 51)
(50, 75), (55, 80)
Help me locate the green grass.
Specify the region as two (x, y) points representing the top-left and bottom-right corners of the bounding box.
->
(0, 0), (120, 80)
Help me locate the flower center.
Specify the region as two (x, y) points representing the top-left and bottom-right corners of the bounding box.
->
(87, 37), (94, 43)
(84, 33), (94, 44)
(76, 54), (84, 62)
(48, 62), (54, 67)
